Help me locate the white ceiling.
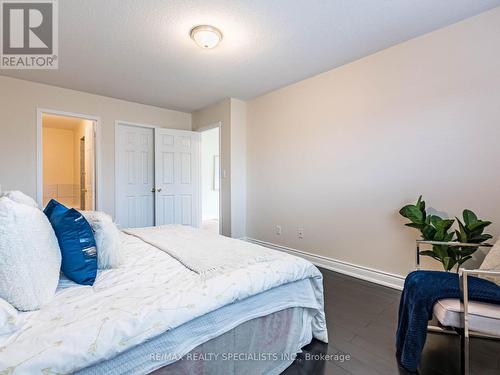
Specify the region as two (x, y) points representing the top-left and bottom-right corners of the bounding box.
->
(2, 0), (499, 112)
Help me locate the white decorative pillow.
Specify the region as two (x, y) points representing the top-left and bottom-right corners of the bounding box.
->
(0, 191), (38, 208)
(0, 197), (61, 311)
(480, 238), (500, 286)
(0, 297), (22, 335)
(80, 211), (123, 269)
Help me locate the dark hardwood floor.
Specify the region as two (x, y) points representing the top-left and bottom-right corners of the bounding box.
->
(283, 268), (500, 375)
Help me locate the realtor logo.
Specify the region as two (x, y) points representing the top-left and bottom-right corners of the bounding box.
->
(1, 0), (58, 69)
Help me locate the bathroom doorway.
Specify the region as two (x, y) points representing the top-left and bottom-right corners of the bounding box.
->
(38, 111), (97, 210)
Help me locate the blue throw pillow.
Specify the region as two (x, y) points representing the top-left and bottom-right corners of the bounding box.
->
(44, 199), (97, 285)
(44, 198), (68, 219)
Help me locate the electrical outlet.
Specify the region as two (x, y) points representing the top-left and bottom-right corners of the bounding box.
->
(275, 225), (282, 235)
(298, 228), (304, 239)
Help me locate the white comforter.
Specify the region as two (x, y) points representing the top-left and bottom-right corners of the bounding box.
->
(0, 227), (326, 374)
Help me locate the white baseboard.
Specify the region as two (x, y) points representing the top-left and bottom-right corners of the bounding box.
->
(244, 237), (405, 290)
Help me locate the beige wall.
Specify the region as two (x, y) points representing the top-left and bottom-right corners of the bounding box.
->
(0, 76), (191, 217)
(201, 127), (220, 221)
(229, 99), (247, 239)
(246, 8), (500, 276)
(42, 127), (75, 200)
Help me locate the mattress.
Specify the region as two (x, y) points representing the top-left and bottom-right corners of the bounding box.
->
(0, 228), (327, 374)
(76, 279), (320, 374)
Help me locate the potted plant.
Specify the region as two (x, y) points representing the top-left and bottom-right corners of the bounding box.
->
(399, 196), (492, 272)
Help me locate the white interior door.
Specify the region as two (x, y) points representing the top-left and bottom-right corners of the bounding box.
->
(115, 124), (155, 228)
(155, 128), (201, 227)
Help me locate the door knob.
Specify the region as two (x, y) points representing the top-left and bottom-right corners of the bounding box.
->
(157, 188), (162, 193)
(151, 188), (156, 193)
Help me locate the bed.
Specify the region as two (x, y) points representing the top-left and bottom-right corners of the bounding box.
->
(0, 226), (327, 374)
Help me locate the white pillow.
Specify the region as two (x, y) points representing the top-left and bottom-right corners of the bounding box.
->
(0, 297), (23, 335)
(0, 197), (61, 311)
(480, 238), (500, 286)
(0, 191), (38, 208)
(80, 211), (123, 269)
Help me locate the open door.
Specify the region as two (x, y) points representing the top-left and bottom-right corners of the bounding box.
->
(154, 128), (201, 227)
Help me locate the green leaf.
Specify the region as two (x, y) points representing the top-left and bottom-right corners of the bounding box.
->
(468, 221), (492, 233)
(433, 245), (448, 260)
(430, 215), (442, 228)
(459, 247), (478, 256)
(441, 219), (455, 232)
(434, 228), (447, 241)
(455, 219), (467, 242)
(416, 196), (423, 210)
(422, 225), (436, 240)
(443, 257), (451, 271)
(419, 250), (436, 257)
(469, 234), (492, 243)
(399, 205), (412, 217)
(405, 223), (424, 229)
(463, 209), (478, 226)
(447, 258), (457, 271)
(399, 205), (424, 224)
(442, 256), (457, 271)
(448, 246), (459, 257)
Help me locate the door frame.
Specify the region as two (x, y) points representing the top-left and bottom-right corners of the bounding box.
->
(197, 122), (222, 234)
(36, 108), (102, 209)
(114, 120), (202, 227)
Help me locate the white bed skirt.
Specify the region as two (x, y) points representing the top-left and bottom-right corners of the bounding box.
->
(75, 279), (324, 375)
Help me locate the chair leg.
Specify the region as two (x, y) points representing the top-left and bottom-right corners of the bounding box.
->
(460, 330), (470, 375)
(459, 270), (470, 375)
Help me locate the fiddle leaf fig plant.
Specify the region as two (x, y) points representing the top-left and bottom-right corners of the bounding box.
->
(399, 196), (456, 271)
(454, 209), (493, 268)
(399, 196), (493, 272)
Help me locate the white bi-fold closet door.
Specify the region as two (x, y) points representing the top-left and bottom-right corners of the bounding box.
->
(115, 123), (200, 229)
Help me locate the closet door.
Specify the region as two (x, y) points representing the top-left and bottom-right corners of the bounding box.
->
(115, 124), (155, 228)
(154, 128), (201, 227)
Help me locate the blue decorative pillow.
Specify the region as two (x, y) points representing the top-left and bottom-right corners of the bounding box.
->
(44, 200), (97, 285)
(43, 198), (68, 219)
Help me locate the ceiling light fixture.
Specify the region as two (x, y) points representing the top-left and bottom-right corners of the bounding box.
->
(190, 25), (223, 49)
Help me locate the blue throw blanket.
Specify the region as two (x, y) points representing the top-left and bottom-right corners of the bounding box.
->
(396, 270), (500, 372)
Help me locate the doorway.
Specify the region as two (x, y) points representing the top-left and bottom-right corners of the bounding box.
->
(200, 125), (220, 234)
(39, 112), (96, 210)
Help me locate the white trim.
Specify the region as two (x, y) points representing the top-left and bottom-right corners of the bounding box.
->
(244, 238), (405, 290)
(196, 121), (221, 132)
(198, 122), (222, 235)
(115, 120), (195, 135)
(36, 108), (102, 210)
(115, 120), (157, 129)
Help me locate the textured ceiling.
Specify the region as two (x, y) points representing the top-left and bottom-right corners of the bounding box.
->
(2, 0), (499, 112)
